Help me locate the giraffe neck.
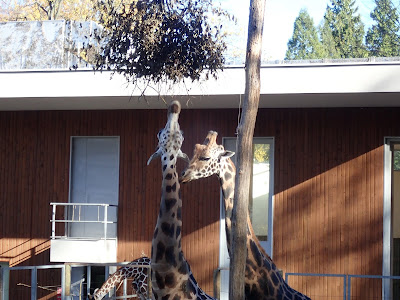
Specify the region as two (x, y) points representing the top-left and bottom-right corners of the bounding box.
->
(218, 159), (236, 255)
(218, 159), (261, 255)
(151, 155), (215, 300)
(151, 154), (189, 298)
(93, 269), (125, 300)
(218, 158), (310, 300)
(93, 257), (150, 300)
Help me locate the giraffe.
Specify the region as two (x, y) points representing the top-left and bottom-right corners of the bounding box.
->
(147, 101), (216, 300)
(179, 131), (311, 300)
(91, 256), (151, 300)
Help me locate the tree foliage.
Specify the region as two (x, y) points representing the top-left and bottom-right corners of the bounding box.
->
(0, 0), (98, 21)
(285, 8), (324, 60)
(394, 150), (400, 171)
(284, 0), (398, 60)
(366, 0), (400, 56)
(319, 18), (341, 58)
(86, 0), (232, 83)
(253, 144), (269, 163)
(1, 0), (233, 84)
(324, 0), (367, 58)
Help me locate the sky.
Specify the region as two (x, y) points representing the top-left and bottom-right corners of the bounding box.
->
(219, 0), (382, 61)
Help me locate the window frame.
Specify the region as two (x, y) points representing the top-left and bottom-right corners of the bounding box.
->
(68, 136), (120, 240)
(383, 137), (400, 299)
(221, 136), (275, 256)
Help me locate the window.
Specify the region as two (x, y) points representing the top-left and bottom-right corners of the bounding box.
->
(394, 150), (400, 171)
(250, 143), (271, 242)
(68, 137), (120, 239)
(223, 137), (274, 254)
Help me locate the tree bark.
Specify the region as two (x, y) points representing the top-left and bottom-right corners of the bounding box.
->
(229, 0), (266, 299)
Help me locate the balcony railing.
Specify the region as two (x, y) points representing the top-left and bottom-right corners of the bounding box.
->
(50, 202), (118, 241)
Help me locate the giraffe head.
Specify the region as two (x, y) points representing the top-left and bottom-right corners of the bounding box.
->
(91, 288), (101, 300)
(179, 131), (234, 183)
(147, 101), (189, 165)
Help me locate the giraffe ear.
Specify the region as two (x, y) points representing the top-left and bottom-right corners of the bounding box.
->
(219, 150), (235, 159)
(147, 148), (161, 165)
(178, 150), (190, 163)
(89, 289), (98, 299)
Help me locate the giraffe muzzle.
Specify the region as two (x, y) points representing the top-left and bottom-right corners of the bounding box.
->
(179, 171), (192, 183)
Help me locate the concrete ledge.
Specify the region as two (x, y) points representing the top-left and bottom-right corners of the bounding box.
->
(50, 239), (117, 263)
(2, 63), (400, 110)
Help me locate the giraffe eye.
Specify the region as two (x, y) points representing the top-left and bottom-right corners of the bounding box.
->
(199, 157), (210, 161)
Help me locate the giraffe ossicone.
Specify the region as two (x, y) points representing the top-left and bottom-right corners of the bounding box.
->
(148, 101), (216, 300)
(147, 102), (189, 166)
(180, 131), (311, 300)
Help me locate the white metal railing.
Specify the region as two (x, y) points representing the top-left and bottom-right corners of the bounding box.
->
(50, 203), (118, 240)
(1, 262), (152, 300)
(285, 272), (400, 300)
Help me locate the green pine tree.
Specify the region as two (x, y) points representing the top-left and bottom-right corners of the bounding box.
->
(285, 8), (325, 60)
(319, 18), (340, 58)
(323, 0), (367, 58)
(366, 0), (400, 57)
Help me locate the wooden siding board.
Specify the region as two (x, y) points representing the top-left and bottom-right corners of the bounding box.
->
(141, 110), (151, 257)
(142, 110), (150, 260)
(118, 111), (126, 260)
(136, 110), (145, 248)
(36, 112), (46, 251)
(133, 109), (142, 259)
(130, 110), (138, 259)
(5, 114), (13, 261)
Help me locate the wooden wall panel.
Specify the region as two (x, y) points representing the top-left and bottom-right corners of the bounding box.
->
(1, 107), (400, 299)
(259, 108), (387, 299)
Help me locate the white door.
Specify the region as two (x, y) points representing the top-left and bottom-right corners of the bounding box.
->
(68, 137), (119, 239)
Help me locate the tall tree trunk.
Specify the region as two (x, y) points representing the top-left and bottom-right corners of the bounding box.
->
(229, 0), (266, 299)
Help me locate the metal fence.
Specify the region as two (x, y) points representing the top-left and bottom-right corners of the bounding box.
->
(1, 262), (151, 300)
(3, 266), (400, 300)
(285, 272), (400, 300)
(1, 264), (65, 300)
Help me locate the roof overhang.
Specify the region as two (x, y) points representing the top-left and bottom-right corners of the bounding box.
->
(1, 62), (400, 110)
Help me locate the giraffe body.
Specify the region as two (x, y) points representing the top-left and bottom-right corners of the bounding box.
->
(148, 101), (215, 300)
(92, 256), (151, 300)
(180, 131), (311, 300)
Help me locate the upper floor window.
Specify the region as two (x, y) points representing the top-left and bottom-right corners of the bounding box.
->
(68, 137), (120, 239)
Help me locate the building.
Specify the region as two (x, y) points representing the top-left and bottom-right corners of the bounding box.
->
(1, 21), (400, 300)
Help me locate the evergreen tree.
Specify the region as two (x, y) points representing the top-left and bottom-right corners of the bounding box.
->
(366, 0), (400, 57)
(285, 8), (324, 60)
(319, 18), (341, 58)
(323, 0), (367, 58)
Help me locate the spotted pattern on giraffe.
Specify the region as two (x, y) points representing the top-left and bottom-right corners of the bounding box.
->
(180, 131), (311, 300)
(148, 102), (216, 300)
(91, 256), (151, 300)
